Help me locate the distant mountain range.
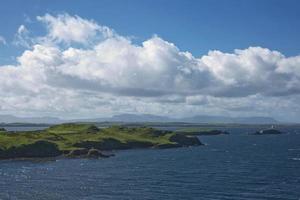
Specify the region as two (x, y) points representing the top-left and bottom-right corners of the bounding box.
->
(106, 114), (278, 124)
(0, 114), (278, 124)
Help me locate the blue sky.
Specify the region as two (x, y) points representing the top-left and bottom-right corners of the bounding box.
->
(1, 0), (300, 64)
(1, 0), (300, 121)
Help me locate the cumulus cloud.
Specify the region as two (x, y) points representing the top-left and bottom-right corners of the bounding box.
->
(37, 13), (114, 45)
(201, 47), (300, 97)
(1, 13), (300, 120)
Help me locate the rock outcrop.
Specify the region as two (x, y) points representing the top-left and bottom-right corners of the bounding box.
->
(66, 148), (89, 157)
(73, 138), (129, 150)
(169, 134), (203, 146)
(198, 130), (229, 136)
(0, 140), (61, 159)
(87, 148), (111, 158)
(65, 148), (113, 158)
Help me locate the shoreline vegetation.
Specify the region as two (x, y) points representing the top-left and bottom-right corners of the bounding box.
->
(0, 123), (203, 160)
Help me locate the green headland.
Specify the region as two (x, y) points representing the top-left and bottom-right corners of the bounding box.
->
(0, 123), (202, 160)
(175, 127), (229, 135)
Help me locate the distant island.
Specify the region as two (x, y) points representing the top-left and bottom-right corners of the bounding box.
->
(175, 127), (229, 136)
(252, 128), (283, 135)
(0, 123), (202, 160)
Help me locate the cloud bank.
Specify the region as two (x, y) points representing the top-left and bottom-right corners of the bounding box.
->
(1, 13), (300, 120)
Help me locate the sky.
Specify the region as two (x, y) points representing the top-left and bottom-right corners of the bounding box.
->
(0, 0), (300, 122)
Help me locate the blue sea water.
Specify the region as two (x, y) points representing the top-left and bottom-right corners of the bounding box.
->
(1, 126), (49, 132)
(0, 127), (300, 200)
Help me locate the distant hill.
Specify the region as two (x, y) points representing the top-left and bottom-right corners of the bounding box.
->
(0, 114), (278, 124)
(110, 114), (172, 122)
(70, 114), (278, 124)
(67, 114), (171, 123)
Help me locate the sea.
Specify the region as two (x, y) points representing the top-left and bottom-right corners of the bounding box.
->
(0, 126), (300, 200)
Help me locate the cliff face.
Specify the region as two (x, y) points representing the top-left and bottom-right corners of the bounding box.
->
(169, 134), (202, 146)
(0, 124), (202, 160)
(73, 138), (131, 150)
(0, 141), (61, 159)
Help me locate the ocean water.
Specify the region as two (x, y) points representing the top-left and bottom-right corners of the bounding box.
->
(1, 126), (49, 132)
(0, 128), (300, 200)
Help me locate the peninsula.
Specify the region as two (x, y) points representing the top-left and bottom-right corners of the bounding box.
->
(0, 123), (202, 160)
(175, 127), (229, 136)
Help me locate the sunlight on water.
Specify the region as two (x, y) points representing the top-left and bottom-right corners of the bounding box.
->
(0, 127), (300, 200)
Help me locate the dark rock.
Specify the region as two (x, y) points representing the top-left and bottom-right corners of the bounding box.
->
(87, 148), (110, 158)
(198, 130), (229, 135)
(62, 149), (71, 155)
(156, 143), (181, 149)
(66, 148), (89, 157)
(169, 134), (202, 146)
(253, 129), (283, 135)
(66, 148), (113, 158)
(0, 140), (61, 159)
(74, 138), (155, 150)
(126, 141), (154, 148)
(74, 138), (129, 150)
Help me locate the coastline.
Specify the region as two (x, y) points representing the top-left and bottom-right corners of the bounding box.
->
(0, 123), (203, 160)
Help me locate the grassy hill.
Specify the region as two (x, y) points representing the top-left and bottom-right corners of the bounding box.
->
(0, 123), (202, 160)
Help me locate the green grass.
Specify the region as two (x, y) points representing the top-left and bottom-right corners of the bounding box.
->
(175, 127), (213, 135)
(0, 123), (175, 151)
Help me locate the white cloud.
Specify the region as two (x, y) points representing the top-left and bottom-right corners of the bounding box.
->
(0, 36), (6, 45)
(200, 47), (299, 97)
(277, 55), (300, 77)
(37, 13), (114, 45)
(1, 13), (300, 120)
(13, 25), (32, 48)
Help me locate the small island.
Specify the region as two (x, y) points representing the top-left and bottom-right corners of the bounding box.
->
(0, 123), (202, 160)
(252, 128), (283, 135)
